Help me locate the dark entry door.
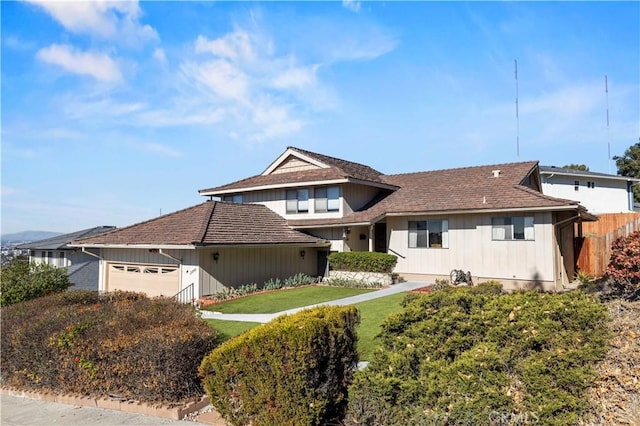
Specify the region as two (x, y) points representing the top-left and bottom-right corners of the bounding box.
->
(374, 223), (387, 253)
(317, 250), (329, 279)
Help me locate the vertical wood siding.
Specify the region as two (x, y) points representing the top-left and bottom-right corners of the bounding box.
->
(198, 246), (319, 295)
(387, 212), (555, 284)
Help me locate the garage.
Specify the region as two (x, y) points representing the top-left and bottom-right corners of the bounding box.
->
(106, 263), (180, 298)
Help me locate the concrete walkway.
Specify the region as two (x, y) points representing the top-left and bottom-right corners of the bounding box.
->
(0, 395), (209, 426)
(198, 281), (430, 323)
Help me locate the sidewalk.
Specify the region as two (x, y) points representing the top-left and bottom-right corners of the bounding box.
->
(198, 281), (429, 323)
(0, 395), (210, 426)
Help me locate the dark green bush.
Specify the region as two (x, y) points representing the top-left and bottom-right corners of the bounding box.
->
(200, 305), (360, 426)
(346, 287), (610, 426)
(328, 252), (397, 273)
(1, 290), (217, 403)
(1, 260), (71, 306)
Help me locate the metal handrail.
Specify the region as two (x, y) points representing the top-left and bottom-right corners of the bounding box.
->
(174, 283), (195, 304)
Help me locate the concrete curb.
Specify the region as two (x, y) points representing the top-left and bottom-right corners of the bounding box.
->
(0, 387), (212, 421)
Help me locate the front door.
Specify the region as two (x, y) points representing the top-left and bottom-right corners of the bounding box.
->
(374, 223), (387, 253)
(317, 250), (329, 279)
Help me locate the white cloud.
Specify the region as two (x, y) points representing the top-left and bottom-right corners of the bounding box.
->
(142, 143), (182, 157)
(271, 65), (318, 90)
(1, 186), (19, 197)
(195, 32), (256, 63)
(25, 0), (158, 46)
(37, 44), (123, 83)
(152, 48), (167, 63)
(182, 59), (250, 103)
(342, 0), (361, 12)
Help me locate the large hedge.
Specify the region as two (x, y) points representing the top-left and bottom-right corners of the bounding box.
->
(200, 305), (360, 426)
(1, 260), (71, 306)
(328, 251), (397, 273)
(1, 290), (217, 403)
(346, 285), (610, 426)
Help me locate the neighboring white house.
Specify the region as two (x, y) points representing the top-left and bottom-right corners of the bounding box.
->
(540, 166), (640, 214)
(18, 226), (116, 290)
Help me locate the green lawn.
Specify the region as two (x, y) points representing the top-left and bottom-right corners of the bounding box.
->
(204, 289), (409, 361)
(202, 286), (374, 314)
(205, 319), (261, 342)
(354, 292), (407, 361)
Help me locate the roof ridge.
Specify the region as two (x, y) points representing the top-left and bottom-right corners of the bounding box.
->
(197, 201), (217, 244)
(73, 203), (211, 244)
(384, 160), (539, 178)
(288, 146), (383, 175)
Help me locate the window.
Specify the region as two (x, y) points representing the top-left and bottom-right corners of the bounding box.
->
(574, 180), (580, 191)
(286, 189), (309, 214)
(222, 194), (243, 203)
(492, 216), (534, 241)
(315, 187), (340, 212)
(587, 181), (595, 188)
(409, 220), (448, 248)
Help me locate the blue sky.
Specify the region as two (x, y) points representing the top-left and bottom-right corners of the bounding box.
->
(2, 1), (639, 234)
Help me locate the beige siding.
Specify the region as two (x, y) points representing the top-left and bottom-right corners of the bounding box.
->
(198, 246), (319, 295)
(242, 183), (382, 220)
(342, 184), (381, 214)
(271, 156), (320, 174)
(387, 212), (556, 288)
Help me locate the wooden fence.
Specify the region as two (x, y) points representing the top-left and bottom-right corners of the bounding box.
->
(575, 213), (640, 278)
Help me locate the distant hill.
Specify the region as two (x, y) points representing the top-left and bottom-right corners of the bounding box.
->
(1, 231), (63, 244)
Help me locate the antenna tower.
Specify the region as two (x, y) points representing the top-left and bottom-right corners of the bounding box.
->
(605, 75), (611, 173)
(515, 60), (520, 157)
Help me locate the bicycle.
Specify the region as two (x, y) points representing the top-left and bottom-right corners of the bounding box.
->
(450, 269), (473, 286)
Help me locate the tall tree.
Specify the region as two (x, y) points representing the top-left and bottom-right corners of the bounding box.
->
(613, 141), (640, 203)
(563, 164), (590, 171)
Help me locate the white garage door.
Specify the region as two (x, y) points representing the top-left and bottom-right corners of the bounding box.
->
(106, 263), (180, 298)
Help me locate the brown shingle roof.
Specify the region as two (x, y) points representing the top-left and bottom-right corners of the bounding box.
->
(288, 161), (582, 227)
(73, 201), (326, 247)
(288, 146), (385, 183)
(198, 146), (388, 194)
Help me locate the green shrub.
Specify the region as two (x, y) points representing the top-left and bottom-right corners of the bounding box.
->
(1, 290), (217, 403)
(346, 287), (610, 426)
(200, 305), (360, 426)
(328, 252), (397, 273)
(208, 274), (318, 303)
(0, 260), (71, 306)
(605, 231), (640, 298)
(325, 277), (384, 289)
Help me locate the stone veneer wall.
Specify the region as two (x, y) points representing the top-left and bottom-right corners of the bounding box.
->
(328, 270), (394, 286)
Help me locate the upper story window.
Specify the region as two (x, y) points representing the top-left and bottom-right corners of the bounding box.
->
(574, 180), (580, 191)
(286, 189), (309, 214)
(408, 220), (449, 248)
(315, 187), (340, 213)
(587, 181), (595, 188)
(492, 216), (534, 241)
(222, 194), (243, 203)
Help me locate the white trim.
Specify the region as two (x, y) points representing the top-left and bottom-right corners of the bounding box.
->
(199, 177), (397, 196)
(69, 243), (197, 250)
(541, 170), (640, 182)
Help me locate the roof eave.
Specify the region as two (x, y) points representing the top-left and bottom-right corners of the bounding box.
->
(198, 177), (397, 196)
(68, 243), (198, 250)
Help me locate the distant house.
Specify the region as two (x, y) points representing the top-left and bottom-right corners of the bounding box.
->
(540, 166), (640, 214)
(18, 226), (116, 291)
(73, 147), (596, 298)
